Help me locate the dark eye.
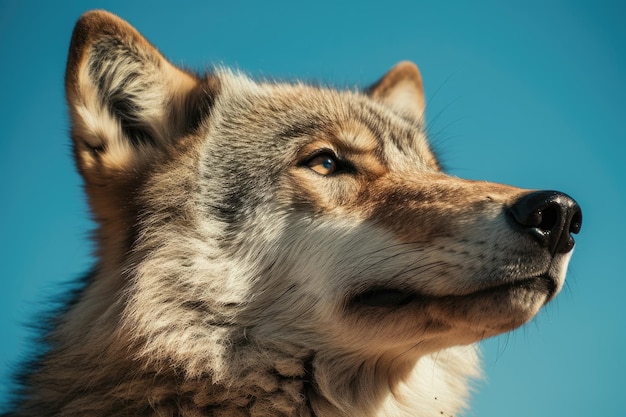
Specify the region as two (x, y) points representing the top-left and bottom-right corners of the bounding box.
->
(306, 152), (338, 176)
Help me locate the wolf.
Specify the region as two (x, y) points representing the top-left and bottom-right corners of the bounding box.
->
(3, 9), (582, 417)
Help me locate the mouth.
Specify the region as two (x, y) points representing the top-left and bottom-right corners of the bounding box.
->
(350, 275), (557, 309)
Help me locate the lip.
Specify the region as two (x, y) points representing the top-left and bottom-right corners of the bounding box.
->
(459, 274), (558, 303)
(350, 274), (557, 309)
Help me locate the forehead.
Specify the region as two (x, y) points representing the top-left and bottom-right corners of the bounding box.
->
(215, 72), (439, 170)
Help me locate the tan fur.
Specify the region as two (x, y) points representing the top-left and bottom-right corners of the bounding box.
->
(4, 10), (581, 417)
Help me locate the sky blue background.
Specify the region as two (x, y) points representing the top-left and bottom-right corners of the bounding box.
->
(1, 1), (624, 415)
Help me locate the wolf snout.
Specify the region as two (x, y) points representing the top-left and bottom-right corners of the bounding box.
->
(508, 190), (582, 254)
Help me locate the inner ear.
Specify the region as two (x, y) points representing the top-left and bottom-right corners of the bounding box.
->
(366, 61), (425, 122)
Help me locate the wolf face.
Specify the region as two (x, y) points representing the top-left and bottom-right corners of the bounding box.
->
(7, 10), (581, 417)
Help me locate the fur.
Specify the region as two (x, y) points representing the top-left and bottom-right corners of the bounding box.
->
(3, 10), (582, 417)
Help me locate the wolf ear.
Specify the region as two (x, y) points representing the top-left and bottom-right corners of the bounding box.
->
(367, 61), (425, 121)
(65, 10), (217, 179)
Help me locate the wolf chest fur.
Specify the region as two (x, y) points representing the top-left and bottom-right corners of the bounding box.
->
(4, 10), (582, 417)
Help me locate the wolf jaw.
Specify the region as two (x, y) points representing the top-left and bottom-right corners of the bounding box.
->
(3, 9), (581, 417)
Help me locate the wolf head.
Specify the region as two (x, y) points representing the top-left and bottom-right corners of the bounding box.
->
(59, 10), (582, 417)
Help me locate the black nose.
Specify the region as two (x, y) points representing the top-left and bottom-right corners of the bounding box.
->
(508, 190), (582, 254)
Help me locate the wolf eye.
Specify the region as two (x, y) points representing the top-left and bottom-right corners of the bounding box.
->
(306, 153), (338, 175)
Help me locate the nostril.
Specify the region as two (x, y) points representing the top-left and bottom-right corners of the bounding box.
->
(537, 204), (559, 232)
(508, 190), (582, 255)
(570, 208), (583, 235)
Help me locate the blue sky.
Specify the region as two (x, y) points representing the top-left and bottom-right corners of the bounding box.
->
(0, 1), (624, 415)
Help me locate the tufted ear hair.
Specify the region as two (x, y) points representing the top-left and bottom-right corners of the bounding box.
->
(366, 61), (425, 122)
(65, 10), (219, 180)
